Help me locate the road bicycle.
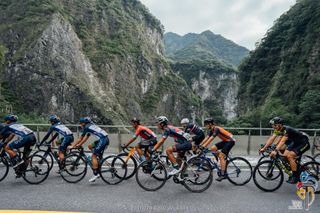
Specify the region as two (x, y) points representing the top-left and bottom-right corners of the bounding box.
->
(60, 146), (127, 184)
(135, 151), (213, 193)
(0, 143), (50, 184)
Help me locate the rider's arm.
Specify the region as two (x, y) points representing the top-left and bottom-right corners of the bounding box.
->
(202, 136), (214, 147)
(261, 135), (277, 150)
(125, 127), (140, 147)
(275, 135), (288, 151)
(4, 133), (15, 143)
(40, 128), (54, 145)
(153, 138), (165, 151)
(48, 133), (59, 144)
(200, 136), (209, 146)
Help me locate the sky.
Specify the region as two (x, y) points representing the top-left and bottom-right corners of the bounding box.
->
(139, 0), (296, 50)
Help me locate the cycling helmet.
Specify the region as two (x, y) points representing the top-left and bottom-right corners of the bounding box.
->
(4, 114), (18, 122)
(180, 118), (190, 125)
(49, 115), (60, 123)
(203, 118), (214, 125)
(79, 117), (92, 124)
(156, 116), (168, 125)
(269, 117), (283, 125)
(131, 117), (140, 125)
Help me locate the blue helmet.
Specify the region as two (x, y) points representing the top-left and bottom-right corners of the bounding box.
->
(49, 115), (60, 123)
(79, 117), (92, 124)
(4, 114), (18, 122)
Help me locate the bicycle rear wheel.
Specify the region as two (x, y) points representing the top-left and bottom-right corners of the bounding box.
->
(22, 154), (50, 184)
(301, 161), (320, 194)
(33, 150), (54, 171)
(135, 160), (167, 191)
(117, 153), (137, 180)
(253, 160), (284, 192)
(313, 153), (320, 163)
(182, 157), (213, 193)
(227, 157), (252, 185)
(60, 153), (87, 183)
(0, 157), (9, 182)
(99, 155), (127, 185)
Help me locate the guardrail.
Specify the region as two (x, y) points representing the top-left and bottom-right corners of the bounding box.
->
(21, 124), (320, 155)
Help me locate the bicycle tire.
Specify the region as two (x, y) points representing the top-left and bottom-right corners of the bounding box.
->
(33, 150), (54, 171)
(300, 161), (320, 194)
(135, 160), (167, 191)
(0, 157), (9, 182)
(253, 160), (284, 192)
(22, 154), (50, 184)
(99, 155), (127, 185)
(60, 153), (87, 183)
(117, 152), (137, 180)
(227, 157), (252, 186)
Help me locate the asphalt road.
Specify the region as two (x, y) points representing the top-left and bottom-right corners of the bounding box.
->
(0, 166), (319, 213)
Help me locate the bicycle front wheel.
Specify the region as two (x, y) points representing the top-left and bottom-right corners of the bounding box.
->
(23, 154), (50, 184)
(182, 157), (213, 193)
(116, 153), (137, 180)
(99, 155), (127, 185)
(135, 160), (167, 191)
(0, 157), (9, 182)
(301, 161), (320, 194)
(60, 153), (87, 183)
(227, 157), (252, 186)
(33, 150), (54, 171)
(253, 160), (284, 192)
(313, 153), (320, 163)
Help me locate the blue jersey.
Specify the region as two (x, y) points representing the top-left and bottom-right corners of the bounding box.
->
(0, 123), (33, 138)
(41, 122), (73, 143)
(81, 124), (108, 139)
(162, 125), (189, 144)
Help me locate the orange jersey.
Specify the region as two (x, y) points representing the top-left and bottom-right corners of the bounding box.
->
(133, 125), (157, 140)
(208, 126), (235, 142)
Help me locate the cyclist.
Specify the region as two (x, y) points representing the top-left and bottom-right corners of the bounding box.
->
(0, 115), (36, 168)
(68, 117), (109, 183)
(123, 118), (157, 161)
(39, 115), (74, 171)
(260, 117), (310, 184)
(200, 118), (235, 181)
(180, 118), (205, 146)
(152, 116), (192, 176)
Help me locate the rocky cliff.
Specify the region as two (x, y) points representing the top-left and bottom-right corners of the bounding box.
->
(0, 0), (201, 124)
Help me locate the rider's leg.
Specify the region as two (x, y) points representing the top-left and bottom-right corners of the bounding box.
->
(135, 143), (146, 161)
(89, 137), (109, 182)
(166, 146), (177, 166)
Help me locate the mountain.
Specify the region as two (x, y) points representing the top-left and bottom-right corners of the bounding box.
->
(237, 0), (320, 128)
(0, 0), (201, 124)
(164, 31), (248, 121)
(164, 31), (249, 67)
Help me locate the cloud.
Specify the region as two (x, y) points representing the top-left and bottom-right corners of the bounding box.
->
(139, 0), (296, 49)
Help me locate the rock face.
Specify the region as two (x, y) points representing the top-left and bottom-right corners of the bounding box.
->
(0, 0), (201, 124)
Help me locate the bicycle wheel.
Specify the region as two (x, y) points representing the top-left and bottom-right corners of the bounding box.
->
(313, 153), (320, 163)
(60, 153), (87, 183)
(135, 160), (167, 191)
(33, 150), (54, 171)
(117, 153), (137, 180)
(182, 157), (213, 193)
(22, 154), (50, 184)
(301, 155), (315, 164)
(227, 157), (252, 186)
(253, 160), (284, 192)
(99, 155), (127, 185)
(301, 161), (320, 194)
(258, 155), (269, 164)
(0, 157), (9, 182)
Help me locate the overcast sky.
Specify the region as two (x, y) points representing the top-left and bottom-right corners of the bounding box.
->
(139, 0), (296, 50)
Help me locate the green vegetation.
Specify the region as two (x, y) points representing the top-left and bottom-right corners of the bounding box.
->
(237, 0), (320, 128)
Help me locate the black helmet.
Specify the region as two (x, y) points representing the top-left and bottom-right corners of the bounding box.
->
(131, 117), (140, 125)
(269, 117), (283, 125)
(156, 116), (168, 125)
(204, 118), (214, 125)
(49, 115), (60, 123)
(4, 114), (18, 122)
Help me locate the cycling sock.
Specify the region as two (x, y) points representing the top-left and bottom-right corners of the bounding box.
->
(173, 164), (180, 169)
(93, 169), (98, 176)
(140, 155), (146, 161)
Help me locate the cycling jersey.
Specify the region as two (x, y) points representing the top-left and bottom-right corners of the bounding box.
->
(81, 124), (108, 139)
(0, 123), (33, 138)
(133, 125), (157, 140)
(162, 125), (189, 144)
(184, 123), (204, 136)
(273, 126), (309, 143)
(41, 122), (73, 143)
(208, 126), (235, 142)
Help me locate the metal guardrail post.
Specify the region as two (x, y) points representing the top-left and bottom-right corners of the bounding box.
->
(37, 125), (40, 142)
(118, 130), (122, 153)
(247, 129), (251, 155)
(312, 131), (317, 155)
(76, 126), (79, 138)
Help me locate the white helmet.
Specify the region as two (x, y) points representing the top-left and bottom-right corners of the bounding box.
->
(180, 118), (190, 125)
